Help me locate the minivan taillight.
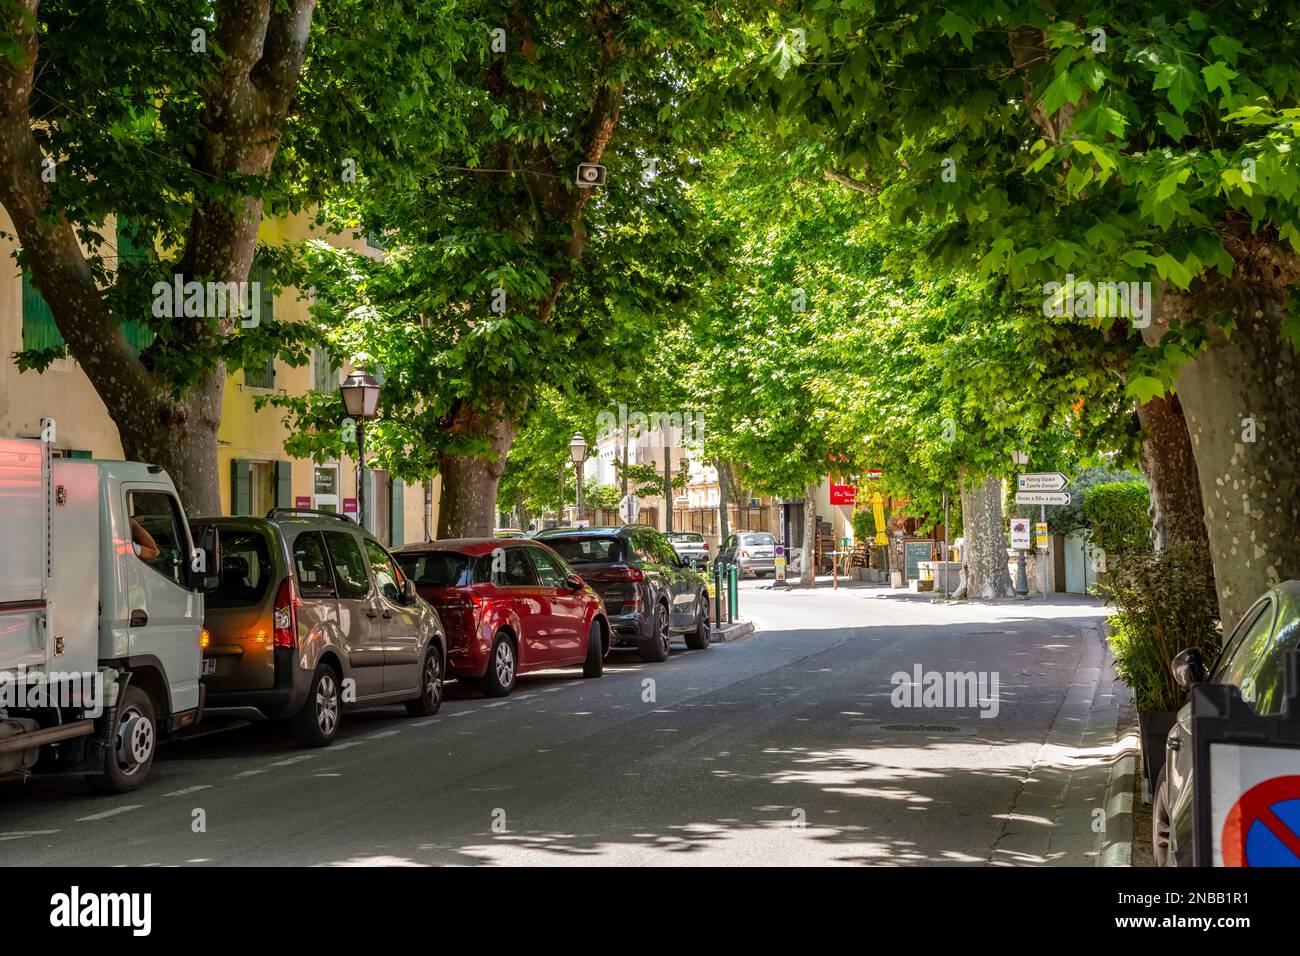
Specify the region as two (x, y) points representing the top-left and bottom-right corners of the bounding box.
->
(273, 576), (299, 649)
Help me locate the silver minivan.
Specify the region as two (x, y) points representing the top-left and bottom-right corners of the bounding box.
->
(192, 509), (446, 746)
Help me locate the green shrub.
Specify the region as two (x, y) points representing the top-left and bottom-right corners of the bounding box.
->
(1104, 543), (1220, 711)
(1085, 481), (1152, 556)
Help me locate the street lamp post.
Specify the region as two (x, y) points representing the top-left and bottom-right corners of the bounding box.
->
(340, 367), (381, 530)
(569, 432), (588, 525)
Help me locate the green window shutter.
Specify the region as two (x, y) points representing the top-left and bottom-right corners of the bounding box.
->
(21, 270), (66, 355)
(312, 345), (335, 393)
(243, 259), (276, 388)
(69, 449), (93, 459)
(275, 461), (293, 509)
(230, 459), (252, 515)
(116, 220), (155, 354)
(363, 469), (376, 534)
(390, 478), (404, 545)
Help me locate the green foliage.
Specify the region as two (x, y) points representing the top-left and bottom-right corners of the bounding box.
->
(269, 2), (754, 483)
(1085, 481), (1153, 555)
(740, 2), (1300, 395)
(1105, 543), (1221, 711)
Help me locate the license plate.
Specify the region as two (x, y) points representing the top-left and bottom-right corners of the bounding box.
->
(201, 658), (216, 676)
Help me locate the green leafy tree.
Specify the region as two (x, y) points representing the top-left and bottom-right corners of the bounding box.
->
(743, 2), (1299, 624)
(0, 0), (455, 510)
(270, 2), (753, 537)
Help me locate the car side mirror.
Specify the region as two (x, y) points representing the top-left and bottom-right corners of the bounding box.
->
(1171, 647), (1206, 690)
(402, 578), (418, 605)
(565, 573), (585, 591)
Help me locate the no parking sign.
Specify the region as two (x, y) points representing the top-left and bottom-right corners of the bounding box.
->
(1210, 747), (1300, 865)
(1193, 652), (1300, 866)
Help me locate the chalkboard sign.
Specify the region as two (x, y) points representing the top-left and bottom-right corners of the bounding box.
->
(905, 541), (933, 581)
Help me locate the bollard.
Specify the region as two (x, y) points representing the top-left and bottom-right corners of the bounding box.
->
(717, 564), (728, 632)
(727, 562), (738, 622)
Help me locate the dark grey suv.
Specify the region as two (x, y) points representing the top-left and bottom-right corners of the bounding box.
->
(191, 509), (446, 747)
(534, 525), (710, 662)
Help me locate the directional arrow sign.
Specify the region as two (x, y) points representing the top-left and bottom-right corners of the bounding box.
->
(1015, 491), (1071, 506)
(1018, 472), (1070, 492)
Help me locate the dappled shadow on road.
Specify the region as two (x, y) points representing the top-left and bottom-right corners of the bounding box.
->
(2, 615), (1114, 867)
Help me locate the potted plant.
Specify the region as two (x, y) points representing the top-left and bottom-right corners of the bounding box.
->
(1102, 543), (1220, 797)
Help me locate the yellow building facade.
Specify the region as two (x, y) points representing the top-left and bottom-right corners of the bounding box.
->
(0, 208), (439, 545)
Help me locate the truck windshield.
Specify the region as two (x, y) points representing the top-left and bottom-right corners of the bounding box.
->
(201, 528), (274, 607)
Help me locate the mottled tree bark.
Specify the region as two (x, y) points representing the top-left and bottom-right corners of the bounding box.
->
(959, 473), (1015, 599)
(1136, 394), (1211, 553)
(799, 482), (818, 587)
(436, 408), (517, 539)
(1147, 240), (1300, 630)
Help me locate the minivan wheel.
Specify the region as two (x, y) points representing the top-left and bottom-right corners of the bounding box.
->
(87, 686), (156, 794)
(685, 598), (711, 650)
(480, 632), (517, 697)
(582, 620), (604, 678)
(639, 604), (671, 663)
(291, 663), (341, 748)
(1153, 767), (1173, 867)
(405, 645), (444, 717)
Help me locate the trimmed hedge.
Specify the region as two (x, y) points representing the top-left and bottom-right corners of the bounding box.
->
(1084, 481), (1152, 555)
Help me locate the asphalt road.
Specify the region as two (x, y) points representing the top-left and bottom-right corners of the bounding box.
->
(1, 582), (1110, 866)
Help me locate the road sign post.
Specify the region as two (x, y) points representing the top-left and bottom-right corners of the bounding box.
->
(618, 494), (640, 525)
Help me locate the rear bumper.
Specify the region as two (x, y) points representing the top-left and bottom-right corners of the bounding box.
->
(608, 611), (650, 643)
(738, 557), (775, 574)
(201, 649), (308, 720)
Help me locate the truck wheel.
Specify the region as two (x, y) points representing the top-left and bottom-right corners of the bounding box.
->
(582, 620), (604, 678)
(639, 604), (671, 663)
(87, 686), (156, 794)
(685, 598), (711, 650)
(479, 631), (517, 697)
(405, 645), (444, 717)
(291, 663), (341, 747)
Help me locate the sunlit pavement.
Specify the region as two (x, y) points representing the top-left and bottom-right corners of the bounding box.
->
(0, 584), (1123, 866)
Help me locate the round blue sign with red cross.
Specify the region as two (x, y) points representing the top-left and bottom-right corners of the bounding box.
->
(1221, 775), (1300, 866)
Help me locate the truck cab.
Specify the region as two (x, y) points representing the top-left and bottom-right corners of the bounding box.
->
(0, 437), (205, 793)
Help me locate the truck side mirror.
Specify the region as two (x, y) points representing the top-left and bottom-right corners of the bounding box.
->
(189, 524), (221, 591)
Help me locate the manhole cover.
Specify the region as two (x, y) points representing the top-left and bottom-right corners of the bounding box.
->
(878, 723), (964, 734)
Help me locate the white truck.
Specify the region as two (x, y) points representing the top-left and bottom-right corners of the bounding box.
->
(0, 435), (206, 793)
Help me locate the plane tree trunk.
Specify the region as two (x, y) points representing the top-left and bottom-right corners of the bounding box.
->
(959, 473), (1015, 599)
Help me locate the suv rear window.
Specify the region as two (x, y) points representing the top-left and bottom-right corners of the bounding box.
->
(543, 536), (624, 565)
(396, 551), (474, 587)
(203, 528), (273, 608)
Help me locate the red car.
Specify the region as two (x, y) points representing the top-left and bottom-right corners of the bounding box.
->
(393, 539), (609, 697)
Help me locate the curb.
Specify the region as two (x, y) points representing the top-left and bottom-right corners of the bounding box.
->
(710, 620), (755, 642)
(1098, 731), (1140, 866)
(1091, 616), (1141, 867)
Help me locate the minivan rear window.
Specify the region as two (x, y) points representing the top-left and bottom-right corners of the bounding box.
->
(396, 551), (474, 587)
(543, 536), (624, 564)
(203, 528), (273, 608)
